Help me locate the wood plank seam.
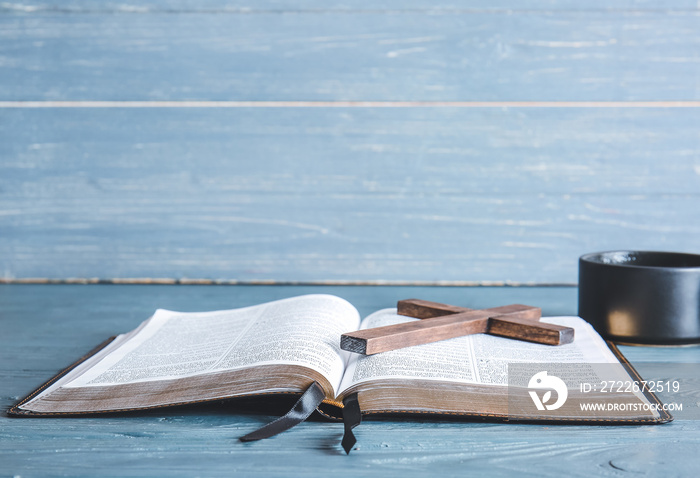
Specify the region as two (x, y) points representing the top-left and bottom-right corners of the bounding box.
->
(0, 278), (579, 286)
(2, 101), (700, 108)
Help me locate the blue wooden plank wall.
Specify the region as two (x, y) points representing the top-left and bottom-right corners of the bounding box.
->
(1, 2), (699, 284)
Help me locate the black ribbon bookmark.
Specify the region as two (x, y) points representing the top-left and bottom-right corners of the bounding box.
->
(239, 382), (326, 442)
(341, 393), (362, 454)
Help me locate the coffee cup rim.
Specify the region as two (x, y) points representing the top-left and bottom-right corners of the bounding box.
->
(580, 250), (700, 271)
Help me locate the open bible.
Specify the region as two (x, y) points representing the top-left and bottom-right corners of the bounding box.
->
(10, 294), (671, 425)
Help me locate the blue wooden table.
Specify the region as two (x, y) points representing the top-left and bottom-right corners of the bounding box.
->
(2, 1), (700, 475)
(2, 284), (699, 477)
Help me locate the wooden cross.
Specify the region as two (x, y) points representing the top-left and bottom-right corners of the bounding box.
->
(341, 299), (575, 355)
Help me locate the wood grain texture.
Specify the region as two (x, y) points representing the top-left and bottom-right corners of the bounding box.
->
(3, 1), (700, 12)
(2, 107), (700, 283)
(1, 284), (699, 477)
(342, 305), (534, 354)
(488, 314), (574, 345)
(1, 10), (700, 101)
(397, 298), (472, 318)
(394, 299), (570, 347)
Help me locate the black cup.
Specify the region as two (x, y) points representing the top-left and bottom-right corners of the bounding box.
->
(579, 251), (700, 345)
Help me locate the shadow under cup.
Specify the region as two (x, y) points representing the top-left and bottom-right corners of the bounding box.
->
(579, 251), (700, 345)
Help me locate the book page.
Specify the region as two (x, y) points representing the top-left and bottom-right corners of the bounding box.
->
(339, 309), (620, 394)
(60, 294), (360, 397)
